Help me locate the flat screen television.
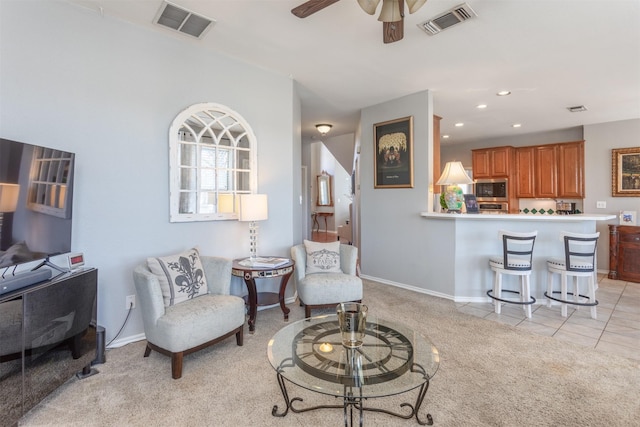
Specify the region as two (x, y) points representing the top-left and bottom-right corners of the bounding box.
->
(0, 138), (74, 271)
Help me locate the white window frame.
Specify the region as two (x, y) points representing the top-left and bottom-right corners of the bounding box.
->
(169, 102), (257, 222)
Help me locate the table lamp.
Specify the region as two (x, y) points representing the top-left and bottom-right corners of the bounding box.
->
(0, 183), (20, 248)
(436, 161), (473, 213)
(239, 194), (268, 263)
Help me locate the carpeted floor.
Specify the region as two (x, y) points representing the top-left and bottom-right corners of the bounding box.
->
(19, 280), (640, 426)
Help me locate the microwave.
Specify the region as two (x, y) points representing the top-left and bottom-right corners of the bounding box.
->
(475, 179), (508, 201)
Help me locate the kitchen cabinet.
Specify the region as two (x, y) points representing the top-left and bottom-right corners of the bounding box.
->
(535, 144), (557, 198)
(515, 141), (584, 198)
(472, 146), (512, 178)
(608, 225), (640, 283)
(557, 141), (584, 198)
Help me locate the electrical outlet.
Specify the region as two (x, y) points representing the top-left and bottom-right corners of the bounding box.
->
(596, 201), (606, 209)
(126, 295), (136, 309)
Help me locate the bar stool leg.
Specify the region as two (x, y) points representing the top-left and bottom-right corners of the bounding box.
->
(588, 275), (597, 320)
(523, 275), (532, 319)
(494, 272), (502, 314)
(546, 271), (553, 308)
(560, 271), (568, 317)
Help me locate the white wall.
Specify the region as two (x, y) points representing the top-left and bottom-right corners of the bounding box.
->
(0, 1), (298, 344)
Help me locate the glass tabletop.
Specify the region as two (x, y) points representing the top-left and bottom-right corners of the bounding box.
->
(267, 314), (439, 399)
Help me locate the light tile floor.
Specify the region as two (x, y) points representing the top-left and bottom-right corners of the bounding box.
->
(456, 274), (640, 361)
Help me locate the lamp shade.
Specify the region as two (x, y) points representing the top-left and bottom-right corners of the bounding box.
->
(378, 0), (402, 22)
(406, 0), (427, 14)
(436, 161), (473, 185)
(0, 183), (19, 213)
(357, 0), (381, 14)
(239, 194), (268, 222)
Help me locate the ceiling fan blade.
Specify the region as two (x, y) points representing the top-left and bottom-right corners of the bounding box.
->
(291, 0), (341, 18)
(383, 0), (404, 43)
(383, 19), (404, 43)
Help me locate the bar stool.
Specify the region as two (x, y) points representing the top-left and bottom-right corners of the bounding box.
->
(487, 230), (537, 318)
(545, 231), (599, 319)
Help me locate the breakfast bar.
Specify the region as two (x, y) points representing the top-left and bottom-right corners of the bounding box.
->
(419, 213), (616, 302)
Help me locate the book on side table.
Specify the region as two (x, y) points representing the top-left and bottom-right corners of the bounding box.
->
(239, 257), (290, 268)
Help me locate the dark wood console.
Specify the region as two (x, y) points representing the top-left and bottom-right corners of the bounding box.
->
(608, 225), (640, 283)
(1, 268), (97, 426)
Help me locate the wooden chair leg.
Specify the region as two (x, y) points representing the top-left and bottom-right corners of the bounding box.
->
(171, 352), (183, 379)
(305, 305), (311, 319)
(144, 344), (152, 357)
(236, 327), (244, 346)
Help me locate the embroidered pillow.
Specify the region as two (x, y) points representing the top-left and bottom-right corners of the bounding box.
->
(147, 248), (208, 307)
(303, 240), (342, 274)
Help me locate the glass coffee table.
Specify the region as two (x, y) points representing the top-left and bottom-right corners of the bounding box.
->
(267, 314), (440, 426)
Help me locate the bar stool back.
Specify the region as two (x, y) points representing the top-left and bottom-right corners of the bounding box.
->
(545, 231), (599, 319)
(487, 230), (537, 318)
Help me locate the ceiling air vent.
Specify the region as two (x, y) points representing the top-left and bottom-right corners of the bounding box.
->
(154, 1), (215, 39)
(418, 3), (477, 36)
(567, 105), (588, 113)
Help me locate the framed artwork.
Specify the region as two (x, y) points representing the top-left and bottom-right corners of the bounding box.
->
(620, 211), (637, 226)
(374, 116), (414, 188)
(464, 194), (479, 213)
(612, 147), (640, 197)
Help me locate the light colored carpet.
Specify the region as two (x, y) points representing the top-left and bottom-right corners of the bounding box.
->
(19, 280), (640, 426)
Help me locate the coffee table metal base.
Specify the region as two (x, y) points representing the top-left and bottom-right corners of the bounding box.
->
(271, 359), (434, 426)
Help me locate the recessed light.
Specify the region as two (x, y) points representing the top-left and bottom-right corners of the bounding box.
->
(442, 135), (450, 139)
(497, 90), (511, 96)
(512, 123), (522, 128)
(454, 122), (464, 127)
(476, 104), (487, 109)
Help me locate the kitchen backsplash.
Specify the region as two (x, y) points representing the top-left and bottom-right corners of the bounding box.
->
(518, 199), (583, 215)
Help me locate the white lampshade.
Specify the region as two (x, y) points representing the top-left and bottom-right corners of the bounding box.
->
(378, 0), (402, 22)
(357, 0), (381, 14)
(218, 193), (235, 214)
(406, 0), (427, 14)
(239, 194), (268, 222)
(436, 161), (473, 185)
(0, 183), (19, 213)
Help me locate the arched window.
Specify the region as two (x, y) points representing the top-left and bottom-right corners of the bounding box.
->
(169, 103), (257, 222)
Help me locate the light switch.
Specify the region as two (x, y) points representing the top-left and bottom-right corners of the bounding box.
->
(596, 201), (606, 209)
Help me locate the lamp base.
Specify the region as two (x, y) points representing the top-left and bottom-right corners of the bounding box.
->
(444, 185), (464, 212)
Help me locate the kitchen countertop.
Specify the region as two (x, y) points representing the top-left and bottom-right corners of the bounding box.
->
(420, 212), (617, 221)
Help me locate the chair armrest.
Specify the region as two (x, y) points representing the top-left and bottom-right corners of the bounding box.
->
(200, 256), (233, 295)
(340, 244), (358, 276)
(132, 265), (166, 325)
(291, 244), (306, 282)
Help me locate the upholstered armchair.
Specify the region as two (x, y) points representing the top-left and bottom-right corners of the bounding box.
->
(291, 242), (362, 318)
(133, 252), (245, 379)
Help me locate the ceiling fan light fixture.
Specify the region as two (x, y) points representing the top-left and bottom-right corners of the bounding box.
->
(316, 124), (332, 135)
(357, 0), (381, 15)
(406, 0), (427, 14)
(378, 0), (402, 22)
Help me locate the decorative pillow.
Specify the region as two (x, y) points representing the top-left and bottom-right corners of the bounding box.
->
(147, 248), (208, 307)
(303, 240), (342, 274)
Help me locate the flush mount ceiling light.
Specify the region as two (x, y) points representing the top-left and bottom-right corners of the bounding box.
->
(476, 104), (487, 109)
(316, 124), (332, 135)
(497, 90), (511, 96)
(154, 1), (215, 39)
(567, 105), (588, 113)
(512, 123), (522, 128)
(454, 122), (464, 127)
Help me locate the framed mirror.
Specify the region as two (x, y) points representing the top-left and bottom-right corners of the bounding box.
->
(317, 172), (333, 206)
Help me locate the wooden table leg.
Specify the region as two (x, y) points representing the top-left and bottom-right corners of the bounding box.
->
(243, 273), (258, 333)
(278, 270), (293, 321)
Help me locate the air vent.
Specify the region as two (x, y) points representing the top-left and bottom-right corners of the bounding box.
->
(567, 105), (588, 113)
(418, 3), (477, 36)
(154, 1), (215, 39)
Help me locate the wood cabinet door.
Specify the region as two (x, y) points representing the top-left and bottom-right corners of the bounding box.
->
(491, 147), (510, 177)
(472, 150), (490, 178)
(557, 141), (584, 198)
(515, 147), (535, 197)
(535, 145), (557, 198)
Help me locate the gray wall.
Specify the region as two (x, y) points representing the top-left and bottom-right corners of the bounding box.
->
(1, 1), (299, 345)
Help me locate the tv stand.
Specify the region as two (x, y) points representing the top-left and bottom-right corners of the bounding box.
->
(0, 268), (98, 426)
(31, 255), (70, 274)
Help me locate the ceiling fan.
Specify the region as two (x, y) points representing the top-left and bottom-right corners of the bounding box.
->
(291, 0), (427, 44)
